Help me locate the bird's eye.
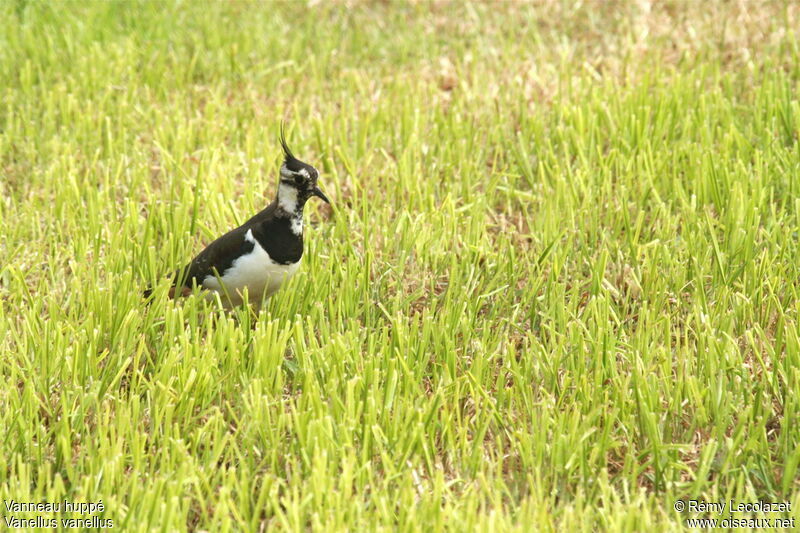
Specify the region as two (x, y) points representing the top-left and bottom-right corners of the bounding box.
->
(294, 174), (304, 185)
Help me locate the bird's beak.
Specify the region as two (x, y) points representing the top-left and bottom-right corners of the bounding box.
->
(312, 186), (330, 204)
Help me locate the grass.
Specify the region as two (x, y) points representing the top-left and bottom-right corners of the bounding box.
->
(1, 0), (799, 530)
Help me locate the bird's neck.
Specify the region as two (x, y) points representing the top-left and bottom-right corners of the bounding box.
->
(276, 183), (306, 214)
(275, 182), (305, 235)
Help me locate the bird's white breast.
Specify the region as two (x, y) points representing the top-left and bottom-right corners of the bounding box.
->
(202, 229), (301, 306)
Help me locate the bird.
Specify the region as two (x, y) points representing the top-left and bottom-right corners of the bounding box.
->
(146, 129), (329, 307)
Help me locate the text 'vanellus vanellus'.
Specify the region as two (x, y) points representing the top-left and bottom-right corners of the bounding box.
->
(146, 130), (329, 307)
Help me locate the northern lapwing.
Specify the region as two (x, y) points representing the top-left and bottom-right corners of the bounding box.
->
(146, 129), (329, 307)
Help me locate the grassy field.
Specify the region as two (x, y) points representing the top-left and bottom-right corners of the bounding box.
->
(1, 1), (799, 531)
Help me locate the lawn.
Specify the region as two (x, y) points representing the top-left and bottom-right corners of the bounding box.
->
(1, 1), (799, 531)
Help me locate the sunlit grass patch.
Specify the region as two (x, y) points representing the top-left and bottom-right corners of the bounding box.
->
(1, 1), (799, 531)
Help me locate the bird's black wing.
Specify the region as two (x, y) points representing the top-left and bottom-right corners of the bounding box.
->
(174, 202), (278, 289)
(173, 225), (253, 289)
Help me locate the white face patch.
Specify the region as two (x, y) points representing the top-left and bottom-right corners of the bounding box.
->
(277, 182), (299, 213)
(281, 165), (312, 181)
(202, 229), (301, 306)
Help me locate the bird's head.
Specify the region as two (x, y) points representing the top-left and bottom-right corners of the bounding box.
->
(277, 128), (329, 209)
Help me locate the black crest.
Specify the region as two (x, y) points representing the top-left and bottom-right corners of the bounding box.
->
(280, 123), (303, 172)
